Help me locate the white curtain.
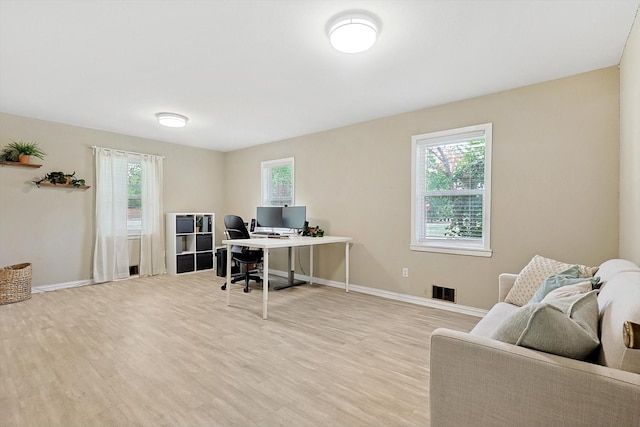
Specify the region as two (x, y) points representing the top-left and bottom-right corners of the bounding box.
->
(139, 154), (165, 276)
(93, 147), (129, 283)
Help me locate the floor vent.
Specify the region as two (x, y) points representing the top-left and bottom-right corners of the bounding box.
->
(432, 285), (456, 303)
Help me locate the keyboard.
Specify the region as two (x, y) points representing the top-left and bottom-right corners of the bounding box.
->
(252, 231), (280, 236)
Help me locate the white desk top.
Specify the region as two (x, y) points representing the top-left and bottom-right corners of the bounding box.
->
(221, 235), (352, 249)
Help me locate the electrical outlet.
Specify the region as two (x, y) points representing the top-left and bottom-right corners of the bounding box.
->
(402, 268), (409, 278)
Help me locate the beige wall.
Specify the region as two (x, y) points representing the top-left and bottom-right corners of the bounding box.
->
(0, 113), (225, 286)
(620, 13), (640, 264)
(225, 67), (620, 310)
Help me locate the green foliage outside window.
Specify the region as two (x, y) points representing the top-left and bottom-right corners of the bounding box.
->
(128, 162), (142, 210)
(424, 140), (485, 239)
(270, 164), (292, 205)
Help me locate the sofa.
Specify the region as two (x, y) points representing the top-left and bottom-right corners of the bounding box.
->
(430, 258), (640, 427)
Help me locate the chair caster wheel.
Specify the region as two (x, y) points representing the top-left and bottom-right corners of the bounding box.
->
(221, 283), (227, 290)
(243, 287), (249, 293)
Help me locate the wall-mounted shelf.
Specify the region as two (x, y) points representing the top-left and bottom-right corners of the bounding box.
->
(0, 161), (42, 168)
(36, 182), (91, 190)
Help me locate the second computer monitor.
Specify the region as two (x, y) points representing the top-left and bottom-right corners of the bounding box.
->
(282, 206), (306, 229)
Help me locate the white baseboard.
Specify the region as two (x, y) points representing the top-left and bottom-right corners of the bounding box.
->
(268, 270), (487, 318)
(32, 279), (95, 293)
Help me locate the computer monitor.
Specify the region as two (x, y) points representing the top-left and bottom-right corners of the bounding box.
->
(282, 206), (306, 229)
(256, 206), (283, 228)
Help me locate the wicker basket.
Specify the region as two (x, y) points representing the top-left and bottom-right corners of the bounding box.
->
(0, 262), (32, 305)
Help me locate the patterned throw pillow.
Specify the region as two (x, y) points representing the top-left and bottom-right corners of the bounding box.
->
(504, 255), (597, 307)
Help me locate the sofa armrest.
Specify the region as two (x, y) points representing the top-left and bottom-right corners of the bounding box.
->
(430, 328), (640, 427)
(498, 273), (518, 302)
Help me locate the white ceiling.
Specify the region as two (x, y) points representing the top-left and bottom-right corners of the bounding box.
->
(1, 0), (638, 152)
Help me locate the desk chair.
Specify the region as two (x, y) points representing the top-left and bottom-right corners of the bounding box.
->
(221, 215), (263, 293)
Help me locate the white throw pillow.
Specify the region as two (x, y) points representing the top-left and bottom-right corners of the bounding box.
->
(542, 281), (592, 301)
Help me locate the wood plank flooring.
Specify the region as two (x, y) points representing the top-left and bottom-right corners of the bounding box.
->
(0, 272), (479, 426)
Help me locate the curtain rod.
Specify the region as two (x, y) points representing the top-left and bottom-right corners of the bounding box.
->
(90, 145), (166, 159)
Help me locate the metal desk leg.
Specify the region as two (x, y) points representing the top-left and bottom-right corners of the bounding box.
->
(289, 247), (295, 285)
(263, 249), (269, 320)
(345, 242), (350, 293)
(309, 245), (314, 284)
(226, 243), (232, 305)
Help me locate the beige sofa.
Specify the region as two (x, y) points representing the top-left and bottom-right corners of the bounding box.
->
(430, 259), (640, 427)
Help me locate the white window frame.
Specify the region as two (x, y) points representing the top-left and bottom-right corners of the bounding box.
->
(261, 157), (294, 207)
(410, 123), (492, 257)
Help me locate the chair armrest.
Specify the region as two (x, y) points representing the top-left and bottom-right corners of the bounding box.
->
(429, 328), (640, 427)
(498, 273), (518, 302)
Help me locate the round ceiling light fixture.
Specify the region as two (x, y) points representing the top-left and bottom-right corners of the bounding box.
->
(328, 11), (380, 54)
(155, 112), (188, 128)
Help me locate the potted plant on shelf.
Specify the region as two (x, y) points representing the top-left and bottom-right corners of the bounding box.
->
(0, 140), (46, 164)
(33, 171), (86, 188)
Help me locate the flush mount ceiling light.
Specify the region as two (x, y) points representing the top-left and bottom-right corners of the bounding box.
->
(155, 112), (188, 128)
(327, 11), (380, 53)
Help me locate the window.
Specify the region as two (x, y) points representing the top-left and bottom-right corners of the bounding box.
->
(411, 123), (492, 257)
(261, 157), (294, 206)
(127, 156), (141, 235)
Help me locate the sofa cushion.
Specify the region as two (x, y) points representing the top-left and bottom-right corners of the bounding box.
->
(504, 255), (597, 306)
(491, 291), (600, 360)
(470, 302), (520, 338)
(596, 271), (640, 373)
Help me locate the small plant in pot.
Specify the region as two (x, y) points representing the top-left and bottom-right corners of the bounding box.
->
(33, 171), (86, 188)
(0, 140), (46, 164)
(303, 225), (324, 237)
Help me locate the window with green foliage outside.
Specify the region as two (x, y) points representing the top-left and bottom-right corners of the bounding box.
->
(411, 124), (492, 256)
(261, 157), (294, 207)
(128, 159), (142, 235)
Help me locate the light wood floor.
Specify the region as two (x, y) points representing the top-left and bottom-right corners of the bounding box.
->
(0, 272), (479, 426)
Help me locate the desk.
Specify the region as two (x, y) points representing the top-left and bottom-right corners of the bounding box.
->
(222, 235), (353, 319)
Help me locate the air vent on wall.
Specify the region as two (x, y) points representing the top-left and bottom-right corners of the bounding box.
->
(432, 285), (456, 303)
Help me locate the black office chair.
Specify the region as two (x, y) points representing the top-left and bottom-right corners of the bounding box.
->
(220, 215), (263, 293)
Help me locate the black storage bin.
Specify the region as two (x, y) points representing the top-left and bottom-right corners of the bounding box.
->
(177, 254), (195, 273)
(196, 252), (213, 271)
(176, 216), (194, 234)
(196, 234), (213, 251)
(216, 247), (239, 277)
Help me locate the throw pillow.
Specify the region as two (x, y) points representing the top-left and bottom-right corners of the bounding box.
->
(504, 255), (596, 306)
(541, 280), (593, 301)
(491, 290), (600, 360)
(528, 265), (598, 303)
